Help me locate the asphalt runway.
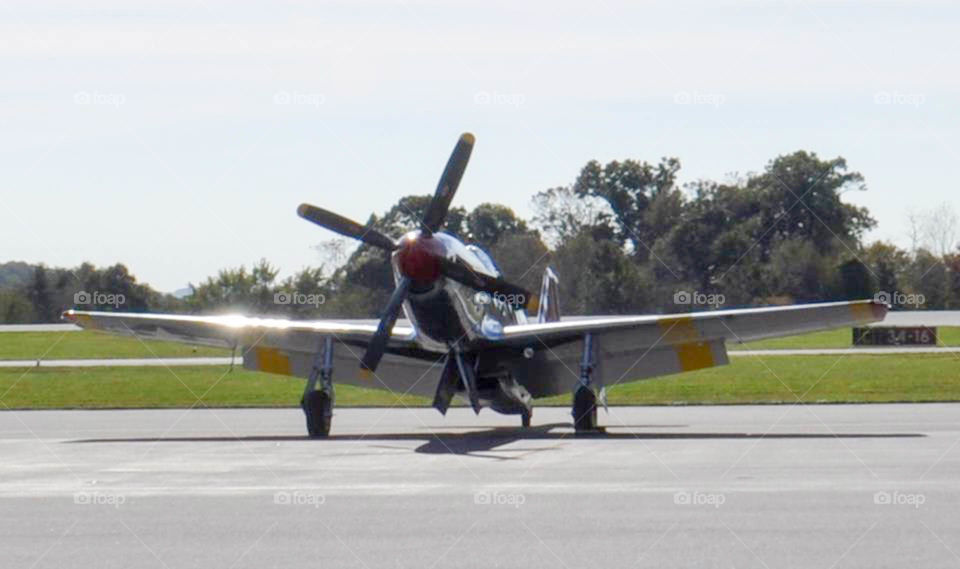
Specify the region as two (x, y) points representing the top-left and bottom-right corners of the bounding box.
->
(1, 404), (958, 568)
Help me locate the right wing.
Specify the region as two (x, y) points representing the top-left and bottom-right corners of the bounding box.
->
(63, 310), (445, 397)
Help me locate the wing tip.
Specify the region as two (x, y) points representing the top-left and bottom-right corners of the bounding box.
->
(869, 298), (890, 320)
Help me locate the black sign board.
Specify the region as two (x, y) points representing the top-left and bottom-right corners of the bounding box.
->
(853, 326), (938, 346)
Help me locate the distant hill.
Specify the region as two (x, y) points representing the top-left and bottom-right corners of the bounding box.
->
(0, 261), (34, 289)
(172, 287), (193, 299)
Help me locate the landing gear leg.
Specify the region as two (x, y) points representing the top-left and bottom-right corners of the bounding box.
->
(572, 333), (600, 433)
(302, 337), (334, 438)
(521, 409), (532, 428)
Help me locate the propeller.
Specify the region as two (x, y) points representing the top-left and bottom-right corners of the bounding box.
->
(360, 277), (410, 371)
(421, 133), (474, 235)
(298, 132), (531, 373)
(297, 204), (397, 252)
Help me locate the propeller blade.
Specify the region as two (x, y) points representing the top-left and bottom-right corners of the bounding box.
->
(437, 258), (532, 308)
(421, 133), (475, 234)
(360, 277), (411, 372)
(297, 203), (397, 251)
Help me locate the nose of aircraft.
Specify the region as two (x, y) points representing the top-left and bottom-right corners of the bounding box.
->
(396, 232), (446, 285)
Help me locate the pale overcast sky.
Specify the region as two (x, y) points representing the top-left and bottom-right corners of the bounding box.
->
(2, 0), (957, 291)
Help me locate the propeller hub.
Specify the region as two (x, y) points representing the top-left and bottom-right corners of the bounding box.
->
(396, 233), (445, 285)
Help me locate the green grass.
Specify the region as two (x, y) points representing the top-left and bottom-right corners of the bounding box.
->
(598, 353), (960, 405)
(0, 366), (428, 409)
(729, 326), (960, 350)
(0, 331), (229, 360)
(2, 354), (958, 409)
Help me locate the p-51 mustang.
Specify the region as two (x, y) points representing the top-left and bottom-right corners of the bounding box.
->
(64, 133), (888, 437)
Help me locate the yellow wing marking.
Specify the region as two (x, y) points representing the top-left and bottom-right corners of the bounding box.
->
(255, 347), (292, 376)
(658, 316), (715, 372)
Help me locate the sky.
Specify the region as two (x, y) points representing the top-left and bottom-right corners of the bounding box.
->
(2, 0), (958, 292)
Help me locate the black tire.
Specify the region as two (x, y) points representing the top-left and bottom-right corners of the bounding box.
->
(572, 387), (597, 432)
(521, 409), (532, 428)
(302, 390), (332, 438)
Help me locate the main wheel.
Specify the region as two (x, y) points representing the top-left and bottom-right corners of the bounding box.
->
(302, 390), (332, 438)
(572, 387), (598, 432)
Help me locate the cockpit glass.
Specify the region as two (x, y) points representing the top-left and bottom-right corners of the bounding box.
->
(465, 245), (500, 275)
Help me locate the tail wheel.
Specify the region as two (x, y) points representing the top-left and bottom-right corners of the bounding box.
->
(302, 390), (332, 438)
(572, 387), (598, 432)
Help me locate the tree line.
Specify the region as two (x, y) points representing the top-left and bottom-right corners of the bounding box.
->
(3, 149), (958, 323)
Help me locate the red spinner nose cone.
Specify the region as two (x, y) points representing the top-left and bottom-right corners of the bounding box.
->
(396, 234), (445, 285)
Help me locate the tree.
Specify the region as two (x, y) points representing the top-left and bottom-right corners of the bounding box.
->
(488, 233), (551, 295)
(25, 264), (55, 322)
(838, 259), (873, 301)
(904, 250), (947, 309)
(746, 151), (874, 258)
(465, 203), (532, 250)
(663, 180), (761, 292)
(763, 238), (836, 302)
(551, 231), (654, 315)
(573, 157), (682, 260)
(861, 242), (910, 302)
(93, 263), (151, 311)
(943, 251), (960, 309)
(187, 259), (280, 314)
(277, 266), (331, 319)
(0, 261), (35, 289)
(0, 290), (35, 323)
(530, 186), (612, 247)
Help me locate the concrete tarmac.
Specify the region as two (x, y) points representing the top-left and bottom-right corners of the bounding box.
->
(1, 404), (958, 568)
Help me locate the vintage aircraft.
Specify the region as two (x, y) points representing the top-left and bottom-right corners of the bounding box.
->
(63, 133), (888, 437)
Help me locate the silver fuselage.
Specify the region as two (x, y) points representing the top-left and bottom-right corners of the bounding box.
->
(391, 232), (524, 353)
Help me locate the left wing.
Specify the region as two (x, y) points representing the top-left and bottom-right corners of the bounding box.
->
(495, 300), (886, 397)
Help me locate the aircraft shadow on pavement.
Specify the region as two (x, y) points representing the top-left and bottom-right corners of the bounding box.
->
(68, 423), (924, 459)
